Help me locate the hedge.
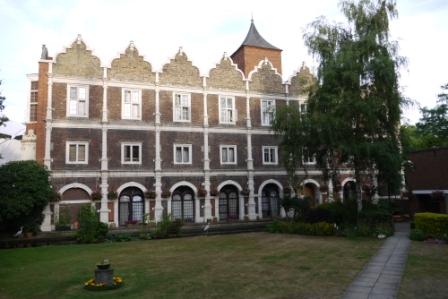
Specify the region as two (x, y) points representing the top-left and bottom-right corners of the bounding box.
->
(268, 220), (335, 236)
(414, 212), (448, 239)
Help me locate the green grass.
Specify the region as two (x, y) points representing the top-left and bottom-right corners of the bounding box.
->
(399, 241), (448, 299)
(0, 232), (381, 299)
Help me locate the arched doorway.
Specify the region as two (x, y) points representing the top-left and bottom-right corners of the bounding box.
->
(59, 187), (91, 229)
(303, 182), (319, 206)
(343, 181), (357, 201)
(219, 185), (239, 221)
(261, 184), (280, 218)
(171, 186), (195, 223)
(119, 187), (144, 226)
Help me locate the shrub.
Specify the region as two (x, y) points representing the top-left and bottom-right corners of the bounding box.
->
(0, 161), (53, 233)
(414, 212), (448, 239)
(76, 205), (108, 243)
(268, 220), (335, 236)
(281, 196), (310, 220)
(55, 208), (71, 231)
(152, 215), (183, 239)
(304, 206), (333, 224)
(410, 229), (426, 241)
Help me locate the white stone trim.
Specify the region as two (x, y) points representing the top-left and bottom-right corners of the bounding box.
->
(121, 142), (142, 164)
(169, 181), (198, 194)
(172, 92), (191, 122)
(173, 144), (193, 165)
(121, 88), (142, 120)
(65, 141), (89, 164)
(262, 146), (278, 165)
(301, 178), (320, 188)
(116, 182), (148, 195)
(220, 145), (237, 165)
(217, 180), (243, 192)
(412, 190), (448, 195)
(59, 182), (93, 195)
(341, 177), (356, 187)
(66, 84), (89, 118)
(59, 199), (92, 204)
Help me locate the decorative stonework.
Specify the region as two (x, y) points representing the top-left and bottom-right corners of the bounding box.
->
(159, 48), (202, 87)
(248, 59), (283, 94)
(53, 35), (102, 79)
(288, 62), (317, 97)
(207, 55), (245, 91)
(108, 42), (155, 83)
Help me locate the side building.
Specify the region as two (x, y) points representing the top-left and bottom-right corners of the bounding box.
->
(23, 22), (360, 231)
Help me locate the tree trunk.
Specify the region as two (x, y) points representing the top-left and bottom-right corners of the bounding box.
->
(354, 166), (363, 212)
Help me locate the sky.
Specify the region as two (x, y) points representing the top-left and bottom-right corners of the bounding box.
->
(0, 0), (447, 125)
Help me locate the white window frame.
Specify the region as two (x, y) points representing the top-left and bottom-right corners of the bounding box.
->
(65, 141), (89, 164)
(121, 142), (142, 165)
(29, 82), (38, 122)
(261, 99), (276, 126)
(66, 84), (89, 118)
(173, 92), (191, 122)
(262, 146), (278, 165)
(219, 95), (237, 124)
(220, 145), (237, 165)
(173, 144), (192, 165)
(121, 88), (142, 120)
(302, 147), (317, 165)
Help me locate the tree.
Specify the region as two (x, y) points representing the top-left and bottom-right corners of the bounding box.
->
(415, 83), (448, 147)
(0, 80), (8, 126)
(274, 0), (404, 212)
(0, 161), (53, 233)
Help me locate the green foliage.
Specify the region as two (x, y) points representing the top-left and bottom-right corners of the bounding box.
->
(268, 220), (335, 236)
(281, 196), (310, 220)
(0, 161), (52, 233)
(0, 80), (8, 126)
(76, 205), (108, 243)
(414, 212), (448, 239)
(299, 0), (404, 210)
(152, 215), (183, 239)
(409, 229), (426, 241)
(55, 208), (71, 231)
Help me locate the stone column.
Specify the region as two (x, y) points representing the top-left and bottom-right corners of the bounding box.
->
(40, 204), (53, 232)
(43, 63), (53, 169)
(202, 77), (212, 221)
(99, 68), (110, 224)
(328, 179), (334, 202)
(245, 82), (256, 220)
(154, 73), (163, 222)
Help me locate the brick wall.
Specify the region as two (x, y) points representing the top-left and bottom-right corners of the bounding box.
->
(208, 133), (247, 169)
(160, 131), (204, 170)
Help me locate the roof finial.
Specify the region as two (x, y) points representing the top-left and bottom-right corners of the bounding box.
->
(129, 40), (135, 51)
(76, 34), (82, 44)
(251, 12), (254, 23)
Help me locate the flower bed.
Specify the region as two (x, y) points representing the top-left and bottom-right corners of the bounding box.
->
(84, 276), (123, 291)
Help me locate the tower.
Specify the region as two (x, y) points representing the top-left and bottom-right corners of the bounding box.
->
(231, 19), (282, 76)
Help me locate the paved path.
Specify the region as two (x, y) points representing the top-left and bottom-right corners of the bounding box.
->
(342, 222), (411, 299)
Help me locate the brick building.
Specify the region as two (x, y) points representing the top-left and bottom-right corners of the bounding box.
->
(24, 21), (360, 231)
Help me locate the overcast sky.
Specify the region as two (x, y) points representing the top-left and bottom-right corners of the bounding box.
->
(0, 0), (447, 124)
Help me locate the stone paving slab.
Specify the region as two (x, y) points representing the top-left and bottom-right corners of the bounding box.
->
(342, 222), (410, 299)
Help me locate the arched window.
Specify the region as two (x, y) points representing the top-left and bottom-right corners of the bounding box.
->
(219, 186), (239, 221)
(261, 184), (280, 218)
(119, 187), (144, 225)
(171, 186), (195, 223)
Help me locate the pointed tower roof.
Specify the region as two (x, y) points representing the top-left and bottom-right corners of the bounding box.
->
(239, 20), (281, 50)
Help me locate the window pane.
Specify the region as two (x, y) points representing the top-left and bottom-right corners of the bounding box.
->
(227, 97), (232, 108)
(132, 104), (139, 118)
(70, 87), (77, 100)
(132, 146), (139, 162)
(69, 100), (77, 115)
(176, 147), (182, 163)
(78, 145), (86, 161)
(131, 91), (139, 103)
(124, 90), (131, 103)
(78, 87), (86, 100)
(123, 103), (131, 118)
(183, 147), (189, 162)
(78, 101), (85, 116)
(182, 107), (189, 120)
(220, 97), (226, 108)
(229, 148), (235, 162)
(124, 146), (131, 162)
(69, 145), (76, 161)
(30, 104), (37, 121)
(222, 148), (227, 162)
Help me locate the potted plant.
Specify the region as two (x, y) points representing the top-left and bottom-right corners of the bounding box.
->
(107, 191), (117, 200)
(145, 191), (156, 199)
(91, 192), (101, 201)
(198, 188), (207, 197)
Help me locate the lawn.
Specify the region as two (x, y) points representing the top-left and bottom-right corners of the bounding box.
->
(399, 241), (448, 299)
(0, 232), (381, 299)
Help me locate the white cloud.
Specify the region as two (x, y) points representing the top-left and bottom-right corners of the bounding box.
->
(0, 0), (447, 124)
